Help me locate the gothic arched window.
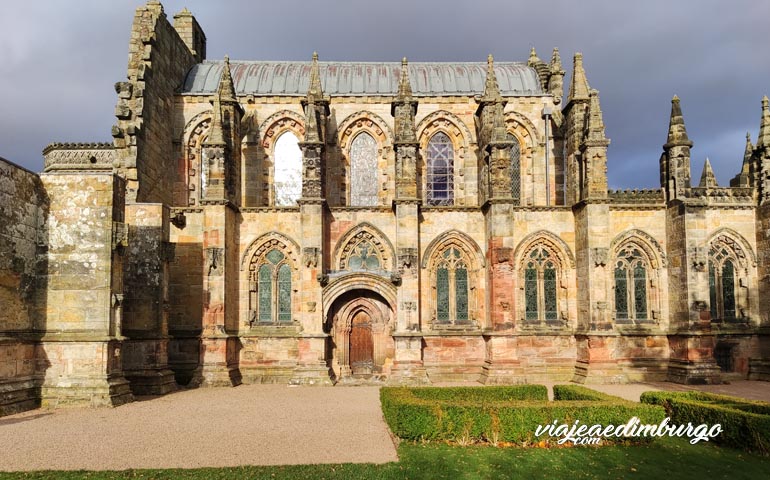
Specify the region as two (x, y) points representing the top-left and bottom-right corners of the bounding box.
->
(255, 248), (292, 323)
(435, 247), (469, 323)
(426, 132), (454, 206)
(509, 133), (521, 201)
(274, 132), (302, 206)
(709, 245), (737, 322)
(349, 132), (379, 206)
(614, 246), (649, 322)
(524, 246), (558, 323)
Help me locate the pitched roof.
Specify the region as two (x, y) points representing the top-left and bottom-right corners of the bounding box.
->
(180, 60), (543, 97)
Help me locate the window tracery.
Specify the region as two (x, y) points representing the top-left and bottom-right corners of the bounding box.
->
(614, 245), (649, 322)
(349, 132), (379, 206)
(708, 237), (741, 322)
(524, 246), (558, 322)
(509, 133), (521, 201)
(435, 247), (469, 323)
(426, 132), (454, 206)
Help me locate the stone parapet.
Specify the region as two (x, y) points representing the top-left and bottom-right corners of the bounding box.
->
(42, 143), (115, 172)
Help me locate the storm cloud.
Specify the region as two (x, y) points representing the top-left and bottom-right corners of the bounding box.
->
(0, 0), (767, 189)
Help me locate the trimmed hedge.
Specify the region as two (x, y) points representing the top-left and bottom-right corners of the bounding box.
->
(381, 386), (665, 446)
(640, 390), (770, 455)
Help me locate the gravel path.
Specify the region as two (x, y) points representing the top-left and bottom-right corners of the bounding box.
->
(0, 385), (398, 471)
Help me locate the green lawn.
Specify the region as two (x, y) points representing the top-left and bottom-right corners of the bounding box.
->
(2, 437), (767, 480)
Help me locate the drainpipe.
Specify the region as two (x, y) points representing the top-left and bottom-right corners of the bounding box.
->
(542, 105), (553, 206)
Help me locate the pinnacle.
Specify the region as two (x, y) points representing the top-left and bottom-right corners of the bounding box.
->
(759, 95), (770, 148)
(585, 89), (607, 142)
(397, 56), (413, 99)
(550, 47), (562, 69)
(665, 95), (692, 148)
(528, 47), (540, 65)
(699, 157), (718, 188)
(307, 51), (324, 101)
(567, 52), (590, 102)
(217, 55), (237, 103)
(481, 53), (501, 102)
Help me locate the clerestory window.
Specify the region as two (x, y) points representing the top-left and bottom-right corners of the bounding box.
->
(349, 132), (379, 206)
(426, 132), (454, 206)
(273, 132), (302, 206)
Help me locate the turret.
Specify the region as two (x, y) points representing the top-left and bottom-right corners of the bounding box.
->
(661, 95), (693, 202)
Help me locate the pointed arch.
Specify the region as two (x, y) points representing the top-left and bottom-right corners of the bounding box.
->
(416, 110), (474, 148)
(610, 229), (667, 269)
(707, 228), (756, 268)
(421, 230), (485, 270)
(258, 109), (306, 148)
(337, 110), (394, 150)
(240, 231), (302, 271)
(504, 111), (541, 148)
(322, 272), (398, 319)
(513, 230), (575, 271)
(333, 222), (396, 272)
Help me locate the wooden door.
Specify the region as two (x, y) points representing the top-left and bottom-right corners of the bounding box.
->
(349, 311), (374, 375)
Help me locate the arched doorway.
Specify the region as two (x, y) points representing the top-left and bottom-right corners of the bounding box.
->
(325, 289), (394, 381)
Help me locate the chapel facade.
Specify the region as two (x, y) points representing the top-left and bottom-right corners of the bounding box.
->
(1, 1), (770, 413)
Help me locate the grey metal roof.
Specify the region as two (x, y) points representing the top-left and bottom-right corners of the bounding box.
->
(180, 61), (543, 97)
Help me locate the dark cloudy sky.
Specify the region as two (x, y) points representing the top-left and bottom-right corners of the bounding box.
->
(1, 0), (767, 189)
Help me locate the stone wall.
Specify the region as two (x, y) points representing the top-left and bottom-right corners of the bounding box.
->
(113, 1), (200, 205)
(37, 172), (132, 407)
(0, 158), (46, 416)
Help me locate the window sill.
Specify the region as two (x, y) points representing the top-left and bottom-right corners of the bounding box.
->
(242, 323), (302, 337)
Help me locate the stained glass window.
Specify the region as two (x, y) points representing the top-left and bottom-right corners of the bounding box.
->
(544, 264), (557, 321)
(274, 132), (302, 206)
(278, 264), (292, 322)
(708, 236), (743, 322)
(455, 266), (468, 322)
(255, 249), (292, 324)
(633, 264), (647, 320)
(347, 241), (381, 270)
(508, 133), (521, 201)
(615, 265), (628, 320)
(427, 132), (454, 206)
(613, 245), (649, 323)
(434, 247), (470, 325)
(722, 260), (735, 319)
(350, 132), (378, 206)
(258, 264), (272, 322)
(437, 266), (450, 322)
(523, 246), (561, 324)
(525, 264), (538, 321)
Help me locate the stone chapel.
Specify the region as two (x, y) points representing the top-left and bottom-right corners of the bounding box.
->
(1, 1), (769, 413)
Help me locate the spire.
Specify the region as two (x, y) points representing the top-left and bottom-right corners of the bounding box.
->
(584, 89), (608, 143)
(550, 48), (562, 72)
(743, 131), (754, 171)
(528, 47), (541, 66)
(664, 95), (693, 148)
(218, 55), (237, 103)
(481, 54), (502, 102)
(397, 57), (413, 100)
(307, 51), (324, 102)
(567, 52), (590, 103)
(758, 95), (770, 148)
(699, 157), (718, 187)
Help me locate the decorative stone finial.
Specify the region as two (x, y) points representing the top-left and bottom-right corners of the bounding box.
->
(397, 56), (413, 99)
(528, 47), (540, 65)
(665, 95), (692, 148)
(307, 51), (323, 101)
(217, 55), (237, 103)
(584, 89), (608, 143)
(699, 157), (718, 187)
(550, 48), (562, 70)
(481, 53), (502, 102)
(567, 52), (590, 102)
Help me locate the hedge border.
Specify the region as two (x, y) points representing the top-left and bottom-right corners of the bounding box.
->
(381, 385), (664, 446)
(640, 390), (770, 455)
